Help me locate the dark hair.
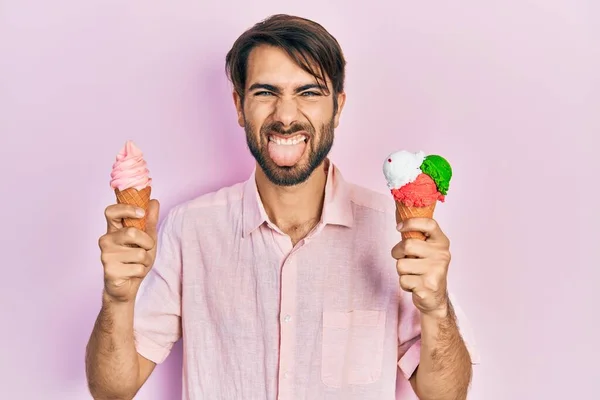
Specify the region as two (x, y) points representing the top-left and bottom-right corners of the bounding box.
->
(225, 14), (346, 111)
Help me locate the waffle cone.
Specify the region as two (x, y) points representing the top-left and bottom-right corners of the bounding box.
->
(114, 186), (151, 231)
(395, 201), (436, 241)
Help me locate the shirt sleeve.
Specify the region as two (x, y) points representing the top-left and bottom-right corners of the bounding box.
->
(133, 206), (183, 364)
(397, 290), (422, 380)
(397, 292), (480, 380)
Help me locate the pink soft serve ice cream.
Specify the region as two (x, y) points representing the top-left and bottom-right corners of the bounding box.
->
(110, 140), (152, 191)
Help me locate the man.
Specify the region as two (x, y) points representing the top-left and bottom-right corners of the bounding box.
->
(86, 14), (478, 400)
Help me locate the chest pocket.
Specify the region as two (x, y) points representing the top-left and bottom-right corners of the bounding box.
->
(321, 309), (387, 388)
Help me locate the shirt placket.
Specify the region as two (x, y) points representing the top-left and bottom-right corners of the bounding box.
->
(274, 235), (299, 400)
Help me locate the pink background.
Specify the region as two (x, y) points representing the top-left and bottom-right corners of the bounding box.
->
(1, 1), (598, 399)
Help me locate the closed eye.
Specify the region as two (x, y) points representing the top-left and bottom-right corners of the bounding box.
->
(255, 91), (274, 97)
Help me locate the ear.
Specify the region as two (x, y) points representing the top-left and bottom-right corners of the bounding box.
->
(232, 90), (245, 127)
(333, 92), (346, 128)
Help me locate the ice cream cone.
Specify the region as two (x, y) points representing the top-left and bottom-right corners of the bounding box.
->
(383, 150), (451, 241)
(115, 186), (151, 231)
(395, 200), (436, 241)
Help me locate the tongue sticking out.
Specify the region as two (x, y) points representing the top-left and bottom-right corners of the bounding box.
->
(268, 139), (307, 167)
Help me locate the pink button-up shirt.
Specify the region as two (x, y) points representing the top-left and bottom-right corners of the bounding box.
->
(133, 161), (478, 399)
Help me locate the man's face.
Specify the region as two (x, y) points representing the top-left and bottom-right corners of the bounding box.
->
(234, 45), (345, 186)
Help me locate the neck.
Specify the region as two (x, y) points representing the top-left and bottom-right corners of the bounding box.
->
(255, 160), (329, 236)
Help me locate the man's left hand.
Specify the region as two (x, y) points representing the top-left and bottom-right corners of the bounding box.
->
(391, 218), (451, 318)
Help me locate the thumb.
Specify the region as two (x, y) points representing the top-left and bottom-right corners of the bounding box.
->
(145, 199), (160, 241)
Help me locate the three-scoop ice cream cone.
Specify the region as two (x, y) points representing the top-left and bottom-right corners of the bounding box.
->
(110, 140), (152, 231)
(382, 150), (452, 240)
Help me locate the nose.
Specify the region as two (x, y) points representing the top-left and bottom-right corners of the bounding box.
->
(273, 97), (299, 128)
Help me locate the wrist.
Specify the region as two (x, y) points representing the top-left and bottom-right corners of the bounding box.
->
(102, 290), (136, 308)
(422, 297), (453, 321)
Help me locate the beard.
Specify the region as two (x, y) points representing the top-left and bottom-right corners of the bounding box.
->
(244, 117), (335, 186)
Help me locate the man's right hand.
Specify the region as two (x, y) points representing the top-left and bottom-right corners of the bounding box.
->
(98, 199), (160, 303)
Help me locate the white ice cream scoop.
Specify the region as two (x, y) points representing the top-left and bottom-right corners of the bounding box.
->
(382, 150), (425, 189)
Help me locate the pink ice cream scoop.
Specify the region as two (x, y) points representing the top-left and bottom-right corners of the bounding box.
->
(110, 140), (152, 191)
(390, 173), (445, 207)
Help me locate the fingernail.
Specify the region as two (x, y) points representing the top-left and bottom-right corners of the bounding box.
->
(396, 222), (403, 231)
(136, 208), (145, 217)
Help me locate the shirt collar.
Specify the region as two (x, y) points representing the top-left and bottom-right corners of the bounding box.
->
(242, 160), (354, 238)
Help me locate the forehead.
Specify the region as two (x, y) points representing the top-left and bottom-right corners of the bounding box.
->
(245, 45), (327, 88)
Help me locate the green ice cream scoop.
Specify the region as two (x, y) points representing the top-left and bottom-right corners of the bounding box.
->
(420, 155), (452, 195)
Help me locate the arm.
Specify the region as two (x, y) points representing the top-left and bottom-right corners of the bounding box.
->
(85, 292), (156, 400)
(409, 301), (472, 400)
(394, 218), (475, 400)
(86, 202), (162, 399)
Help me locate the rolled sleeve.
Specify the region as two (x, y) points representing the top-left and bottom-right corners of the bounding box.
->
(398, 336), (421, 380)
(133, 206), (183, 364)
(397, 290), (422, 379)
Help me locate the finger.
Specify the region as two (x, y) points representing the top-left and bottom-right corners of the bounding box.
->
(114, 227), (155, 250)
(105, 204), (146, 233)
(399, 274), (421, 293)
(391, 239), (431, 259)
(99, 240), (152, 266)
(144, 200), (160, 241)
(396, 258), (428, 276)
(398, 218), (448, 244)
(119, 247), (153, 266)
(105, 263), (148, 282)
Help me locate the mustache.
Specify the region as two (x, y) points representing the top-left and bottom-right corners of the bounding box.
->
(262, 122), (313, 136)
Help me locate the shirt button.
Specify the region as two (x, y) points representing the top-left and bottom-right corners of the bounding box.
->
(284, 314), (292, 323)
(284, 371), (290, 379)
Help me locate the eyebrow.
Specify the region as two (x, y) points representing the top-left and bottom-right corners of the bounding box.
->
(248, 83), (328, 94)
